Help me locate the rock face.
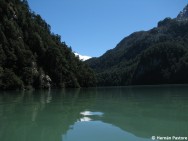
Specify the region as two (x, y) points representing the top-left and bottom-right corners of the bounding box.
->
(177, 4), (188, 21)
(40, 74), (51, 89)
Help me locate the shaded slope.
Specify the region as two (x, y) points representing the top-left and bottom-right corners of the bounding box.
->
(0, 0), (96, 89)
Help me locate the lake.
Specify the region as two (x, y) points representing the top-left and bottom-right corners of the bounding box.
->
(0, 85), (188, 141)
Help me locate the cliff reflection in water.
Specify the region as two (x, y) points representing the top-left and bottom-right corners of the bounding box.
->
(0, 85), (188, 141)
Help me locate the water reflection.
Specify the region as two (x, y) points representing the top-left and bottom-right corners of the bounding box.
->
(79, 111), (103, 122)
(63, 121), (153, 141)
(80, 111), (104, 116)
(0, 85), (188, 141)
(79, 117), (92, 122)
(32, 90), (52, 121)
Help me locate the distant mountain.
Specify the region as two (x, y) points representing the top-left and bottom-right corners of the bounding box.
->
(0, 0), (96, 90)
(86, 4), (188, 86)
(74, 53), (91, 61)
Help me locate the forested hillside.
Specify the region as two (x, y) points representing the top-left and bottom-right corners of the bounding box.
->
(0, 0), (96, 90)
(86, 4), (188, 86)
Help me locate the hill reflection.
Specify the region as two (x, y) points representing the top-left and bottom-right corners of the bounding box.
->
(0, 85), (188, 141)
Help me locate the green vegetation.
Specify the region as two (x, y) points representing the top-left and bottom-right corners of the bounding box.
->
(0, 0), (96, 90)
(86, 5), (188, 86)
(1, 0), (188, 89)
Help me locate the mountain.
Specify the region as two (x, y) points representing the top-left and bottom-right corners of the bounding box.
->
(0, 0), (96, 90)
(86, 4), (188, 86)
(74, 53), (91, 61)
(177, 4), (188, 21)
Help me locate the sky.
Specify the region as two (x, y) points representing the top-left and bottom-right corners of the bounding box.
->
(27, 0), (188, 57)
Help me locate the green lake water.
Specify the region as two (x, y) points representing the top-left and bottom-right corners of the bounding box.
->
(0, 85), (188, 141)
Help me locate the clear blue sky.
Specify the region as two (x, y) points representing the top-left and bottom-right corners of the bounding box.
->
(28, 0), (188, 57)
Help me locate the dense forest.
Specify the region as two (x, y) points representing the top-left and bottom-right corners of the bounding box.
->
(1, 1), (188, 89)
(86, 4), (188, 86)
(0, 0), (96, 90)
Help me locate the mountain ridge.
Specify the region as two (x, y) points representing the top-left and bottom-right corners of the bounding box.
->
(177, 4), (188, 21)
(86, 4), (188, 86)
